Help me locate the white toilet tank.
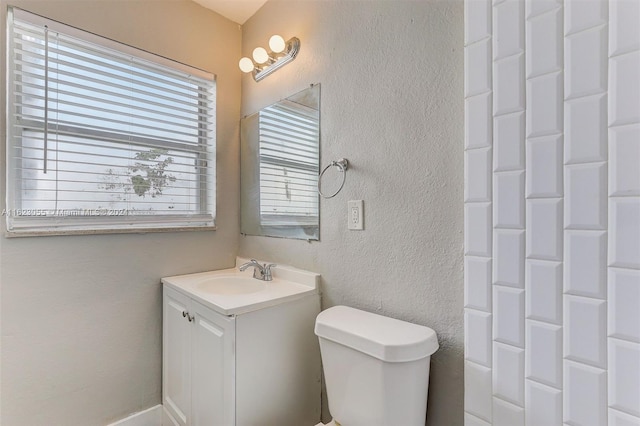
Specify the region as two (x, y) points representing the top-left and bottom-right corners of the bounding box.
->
(314, 306), (439, 426)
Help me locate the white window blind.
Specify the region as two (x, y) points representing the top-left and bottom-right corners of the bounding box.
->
(6, 8), (216, 235)
(258, 100), (319, 226)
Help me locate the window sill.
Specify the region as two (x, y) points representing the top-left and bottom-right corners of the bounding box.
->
(5, 225), (217, 238)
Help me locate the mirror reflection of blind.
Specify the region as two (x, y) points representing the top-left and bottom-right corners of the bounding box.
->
(7, 8), (215, 233)
(258, 100), (319, 226)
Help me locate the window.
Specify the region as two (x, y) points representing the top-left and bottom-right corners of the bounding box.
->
(6, 8), (216, 235)
(258, 100), (319, 227)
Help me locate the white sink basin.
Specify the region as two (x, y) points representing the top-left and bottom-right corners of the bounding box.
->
(162, 258), (320, 316)
(196, 276), (267, 295)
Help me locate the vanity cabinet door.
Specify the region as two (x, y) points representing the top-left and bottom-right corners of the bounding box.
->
(163, 287), (193, 426)
(191, 301), (235, 426)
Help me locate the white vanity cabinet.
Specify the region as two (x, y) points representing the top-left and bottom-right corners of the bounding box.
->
(162, 261), (321, 426)
(163, 286), (235, 426)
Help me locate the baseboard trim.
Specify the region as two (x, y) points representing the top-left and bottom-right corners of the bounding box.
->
(107, 405), (162, 426)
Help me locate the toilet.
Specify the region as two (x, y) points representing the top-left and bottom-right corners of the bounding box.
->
(314, 306), (439, 426)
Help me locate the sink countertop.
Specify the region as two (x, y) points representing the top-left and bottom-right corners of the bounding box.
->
(161, 257), (320, 316)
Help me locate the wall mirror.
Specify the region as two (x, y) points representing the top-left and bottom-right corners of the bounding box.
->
(240, 84), (320, 240)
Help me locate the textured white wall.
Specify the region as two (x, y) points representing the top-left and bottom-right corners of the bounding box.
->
(0, 1), (241, 424)
(239, 1), (465, 425)
(464, 0), (640, 424)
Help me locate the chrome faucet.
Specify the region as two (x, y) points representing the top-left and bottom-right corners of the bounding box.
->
(239, 259), (276, 281)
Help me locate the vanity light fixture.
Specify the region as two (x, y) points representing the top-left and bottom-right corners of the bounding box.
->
(238, 35), (300, 82)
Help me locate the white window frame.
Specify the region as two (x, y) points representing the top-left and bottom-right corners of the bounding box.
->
(5, 7), (216, 236)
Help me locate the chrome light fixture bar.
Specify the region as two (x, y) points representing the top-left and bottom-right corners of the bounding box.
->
(239, 35), (300, 82)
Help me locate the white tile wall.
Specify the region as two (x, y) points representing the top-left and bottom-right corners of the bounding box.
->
(610, 409), (640, 426)
(526, 199), (563, 260)
(494, 172), (525, 227)
(564, 295), (607, 368)
(565, 94), (608, 164)
(466, 93), (493, 150)
(465, 256), (493, 311)
(565, 163), (607, 229)
(493, 342), (525, 406)
(565, 230), (607, 298)
(494, 112), (525, 171)
(565, 26), (608, 99)
(526, 135), (563, 198)
(493, 398), (525, 426)
(609, 51), (640, 126)
(526, 72), (564, 138)
(526, 320), (563, 388)
(525, 381), (563, 426)
(466, 310), (493, 367)
(608, 338), (640, 416)
(609, 124), (640, 196)
(465, 0), (640, 424)
(564, 361), (608, 425)
(494, 54), (525, 116)
(526, 260), (563, 324)
(493, 230), (525, 288)
(608, 268), (640, 343)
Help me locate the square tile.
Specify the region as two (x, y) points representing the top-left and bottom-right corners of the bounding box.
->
(610, 124), (640, 196)
(610, 51), (640, 126)
(466, 93), (493, 150)
(527, 72), (563, 138)
(494, 230), (525, 287)
(526, 0), (561, 20)
(565, 163), (607, 230)
(494, 112), (525, 172)
(565, 231), (607, 298)
(525, 381), (562, 426)
(494, 54), (525, 116)
(610, 0), (640, 56)
(493, 398), (524, 426)
(609, 408), (640, 426)
(565, 295), (607, 368)
(494, 171), (525, 228)
(466, 0), (492, 45)
(465, 203), (492, 257)
(526, 135), (563, 198)
(493, 343), (525, 406)
(465, 309), (493, 367)
(565, 94), (607, 164)
(564, 0), (607, 35)
(564, 361), (607, 426)
(526, 199), (562, 261)
(466, 148), (492, 202)
(466, 39), (492, 98)
(465, 256), (493, 312)
(526, 259), (562, 324)
(566, 26), (607, 100)
(609, 338), (640, 417)
(493, 0), (525, 60)
(494, 285), (525, 347)
(466, 361), (493, 422)
(526, 8), (562, 78)
(526, 320), (562, 388)
(609, 268), (640, 343)
(610, 198), (640, 269)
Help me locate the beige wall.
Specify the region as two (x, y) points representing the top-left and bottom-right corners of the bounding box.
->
(239, 1), (465, 425)
(0, 1), (241, 424)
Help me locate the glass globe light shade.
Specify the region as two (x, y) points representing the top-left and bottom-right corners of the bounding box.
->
(252, 47), (269, 64)
(238, 57), (254, 73)
(269, 35), (286, 53)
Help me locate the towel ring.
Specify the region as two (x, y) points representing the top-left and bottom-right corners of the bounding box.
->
(318, 158), (349, 199)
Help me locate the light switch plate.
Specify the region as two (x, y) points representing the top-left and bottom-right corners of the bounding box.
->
(348, 200), (364, 230)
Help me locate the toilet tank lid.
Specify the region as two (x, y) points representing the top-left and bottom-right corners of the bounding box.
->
(314, 305), (439, 362)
